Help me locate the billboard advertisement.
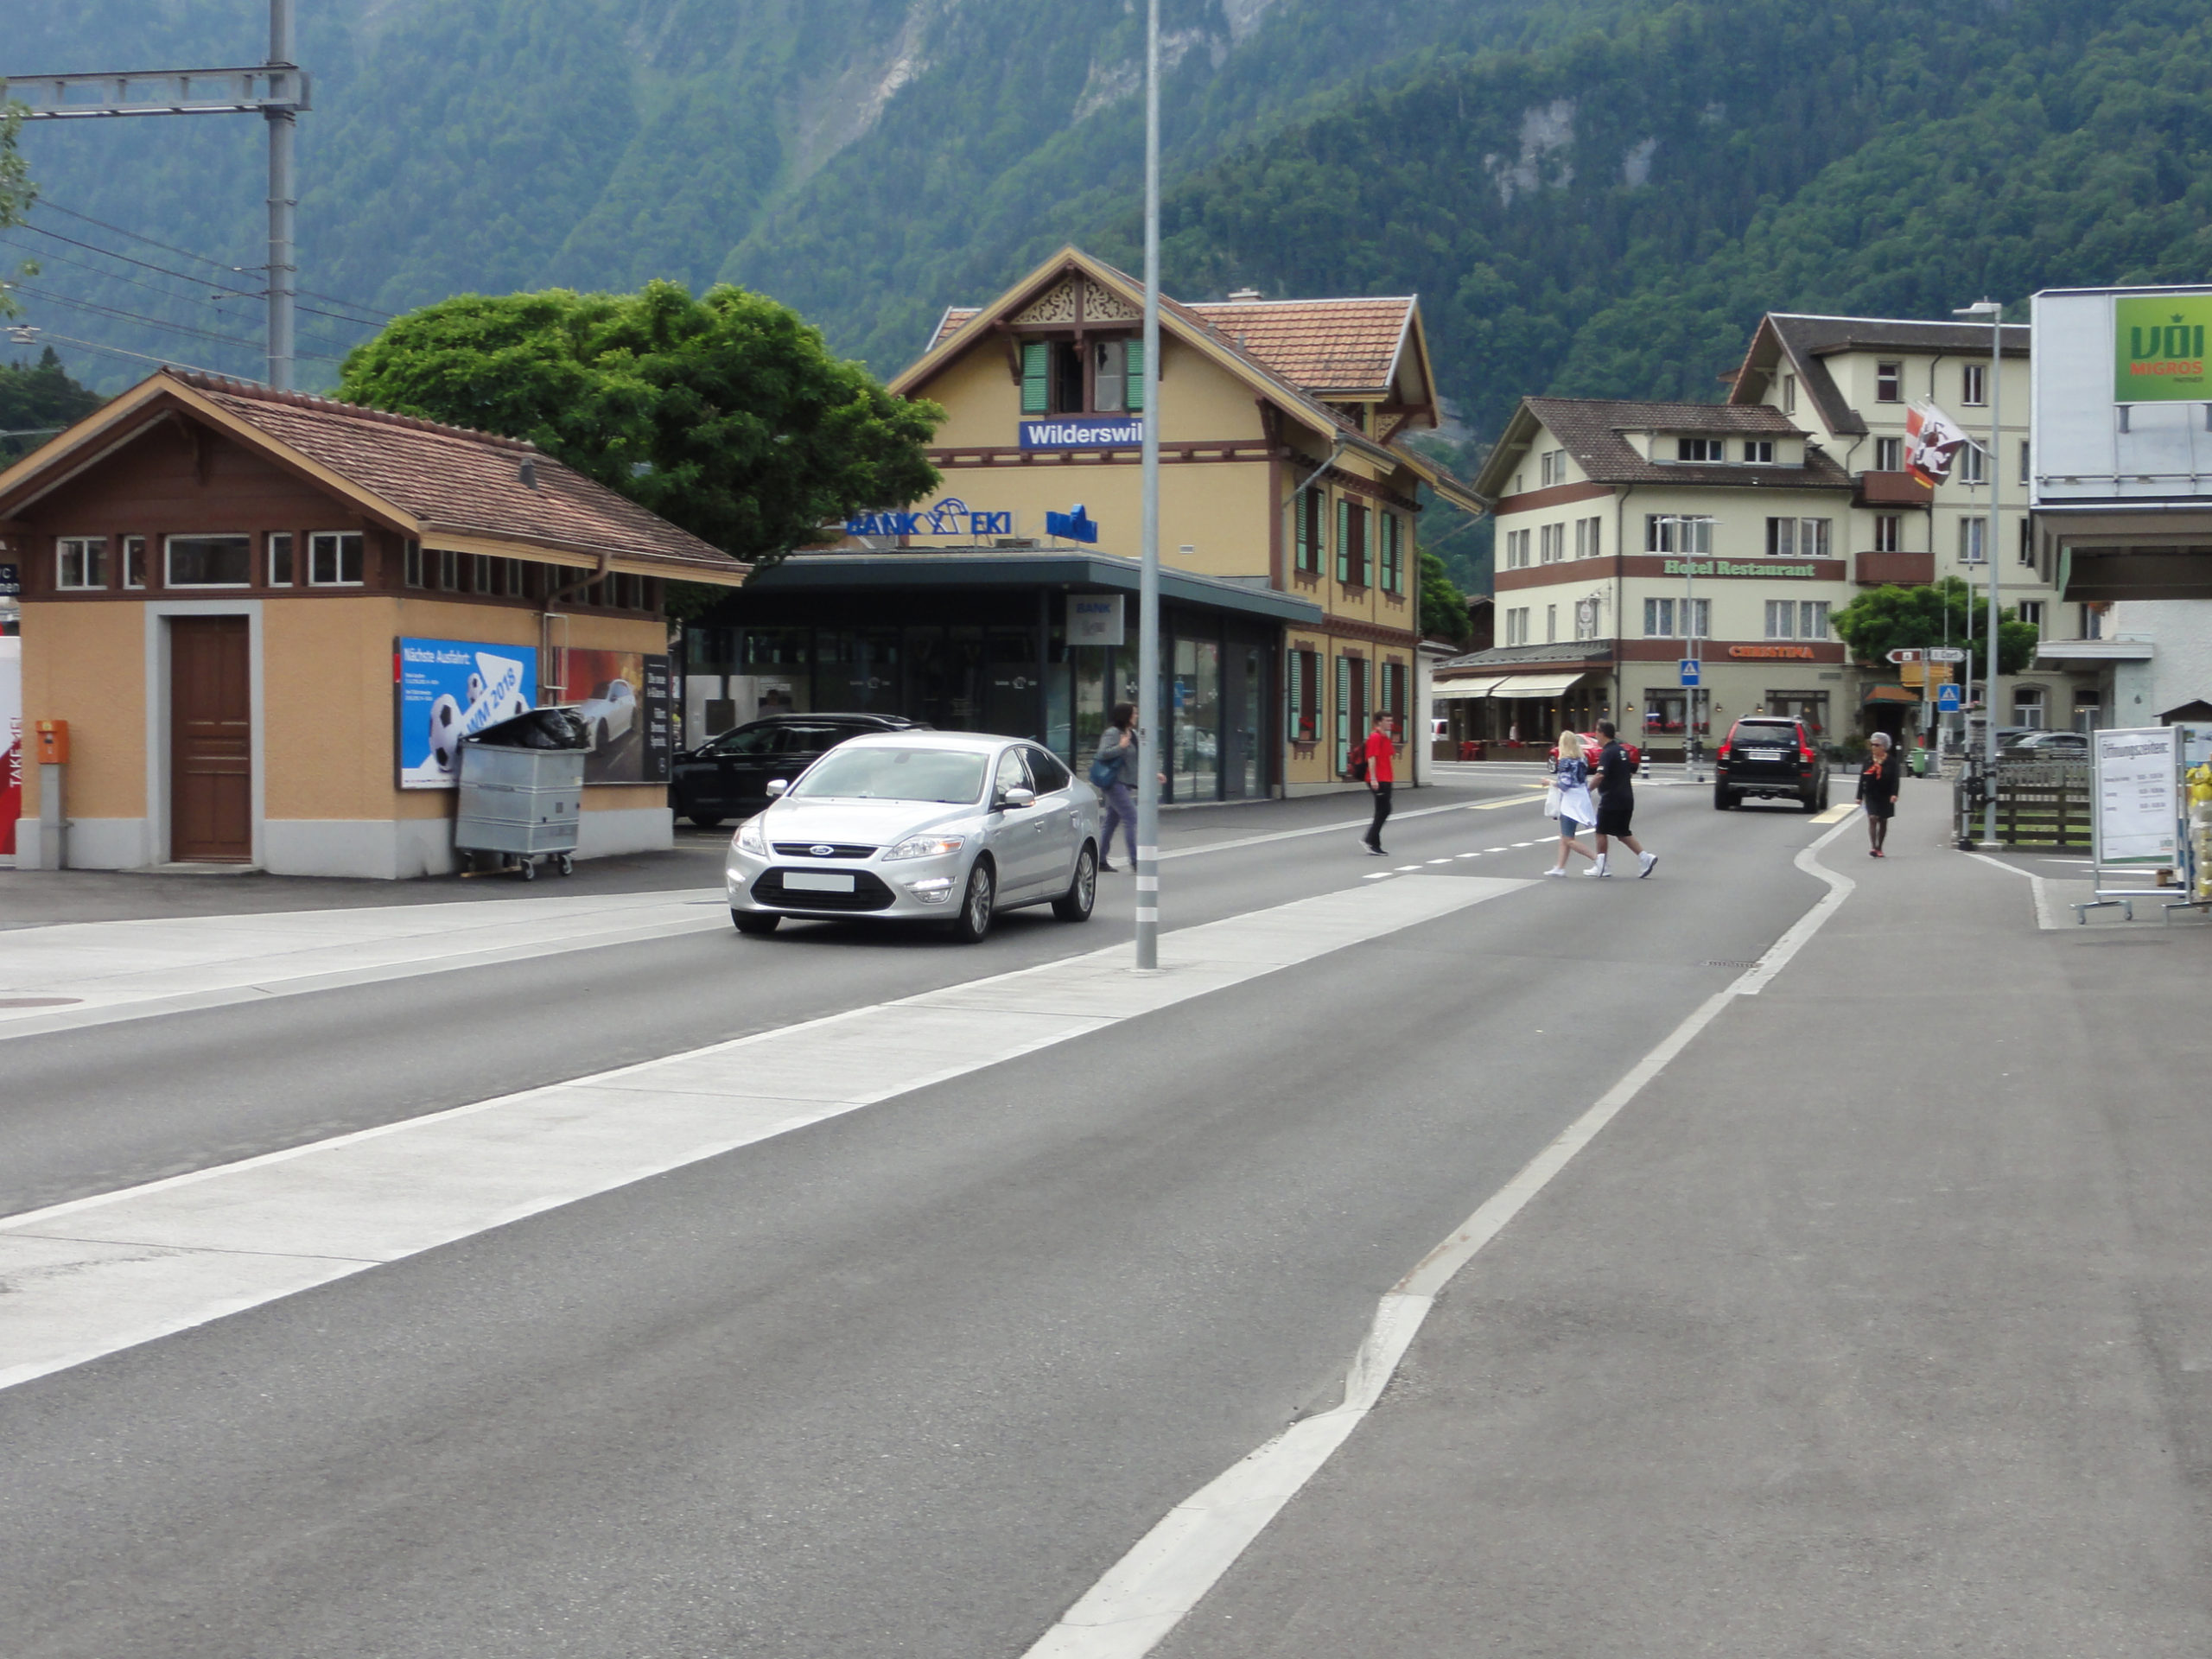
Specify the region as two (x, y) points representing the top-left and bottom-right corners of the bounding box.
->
(395, 636), (536, 789)
(2033, 286), (2212, 508)
(565, 647), (672, 785)
(2114, 294), (2212, 402)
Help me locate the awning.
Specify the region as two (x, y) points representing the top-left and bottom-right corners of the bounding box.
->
(1429, 676), (1506, 701)
(1490, 671), (1588, 699)
(1863, 684), (1918, 704)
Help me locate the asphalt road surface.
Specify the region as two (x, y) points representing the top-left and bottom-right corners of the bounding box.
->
(0, 775), (1845, 1658)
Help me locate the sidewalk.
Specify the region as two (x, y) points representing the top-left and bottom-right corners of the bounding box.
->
(1158, 779), (2212, 1656)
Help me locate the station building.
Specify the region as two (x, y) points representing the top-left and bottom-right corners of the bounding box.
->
(683, 245), (1481, 798)
(1, 369), (748, 875)
(1446, 314), (2101, 754)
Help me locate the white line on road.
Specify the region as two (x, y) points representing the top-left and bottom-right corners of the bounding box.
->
(1965, 849), (2068, 931)
(1020, 812), (1866, 1659)
(1157, 794), (1533, 863)
(0, 876), (1531, 1393)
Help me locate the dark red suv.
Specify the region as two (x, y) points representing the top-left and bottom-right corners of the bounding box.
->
(1714, 716), (1829, 812)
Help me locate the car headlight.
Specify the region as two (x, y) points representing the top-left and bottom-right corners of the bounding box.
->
(884, 833), (965, 861)
(734, 817), (767, 855)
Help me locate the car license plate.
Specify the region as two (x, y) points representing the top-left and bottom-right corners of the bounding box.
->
(1746, 748), (1783, 760)
(783, 871), (855, 893)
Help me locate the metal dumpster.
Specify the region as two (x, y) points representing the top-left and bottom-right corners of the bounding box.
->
(455, 708), (589, 879)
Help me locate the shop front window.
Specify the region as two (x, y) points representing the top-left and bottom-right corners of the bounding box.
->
(816, 628), (899, 716)
(1172, 636), (1221, 802)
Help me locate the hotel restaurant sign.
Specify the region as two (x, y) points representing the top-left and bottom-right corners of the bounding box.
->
(1660, 558), (1821, 579)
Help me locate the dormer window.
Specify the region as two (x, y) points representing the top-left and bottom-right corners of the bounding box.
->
(1876, 361), (1904, 403)
(1675, 436), (1724, 462)
(1020, 338), (1145, 416)
(1742, 440), (1775, 464)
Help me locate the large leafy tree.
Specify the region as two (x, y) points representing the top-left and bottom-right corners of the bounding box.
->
(1833, 576), (2037, 680)
(1419, 549), (1471, 643)
(338, 282), (943, 567)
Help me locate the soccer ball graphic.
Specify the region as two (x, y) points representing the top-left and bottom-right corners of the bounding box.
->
(428, 695), (464, 772)
(466, 671), (486, 709)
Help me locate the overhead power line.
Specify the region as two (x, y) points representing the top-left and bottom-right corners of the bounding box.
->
(24, 329), (233, 378)
(8, 282), (344, 363)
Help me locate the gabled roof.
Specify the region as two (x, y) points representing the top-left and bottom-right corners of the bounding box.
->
(897, 245), (1475, 510)
(1475, 397), (1849, 499)
(1728, 313), (2031, 436)
(0, 370), (751, 582)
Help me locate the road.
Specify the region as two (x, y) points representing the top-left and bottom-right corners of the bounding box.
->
(0, 774), (1844, 1657)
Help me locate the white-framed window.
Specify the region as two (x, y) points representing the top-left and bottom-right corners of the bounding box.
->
(404, 540), (424, 588)
(2081, 603), (2105, 640)
(1962, 363), (1986, 406)
(1506, 607), (1531, 645)
(1873, 514), (1901, 553)
(1504, 527), (1531, 569)
(2012, 684), (2045, 728)
(1958, 442), (1986, 485)
(1574, 515), (1602, 558)
(1876, 361), (1904, 403)
(1960, 517), (1987, 564)
(56, 536), (108, 589)
(2018, 517), (2036, 568)
(1545, 603), (1557, 643)
(1765, 600), (1830, 639)
(122, 536), (147, 589)
(2018, 441), (2031, 485)
(1643, 596), (1710, 638)
(309, 531), (365, 587)
(1764, 518), (1831, 557)
(1675, 436), (1724, 462)
(1540, 523), (1564, 563)
(501, 556), (525, 598)
(1645, 514), (1714, 554)
(1874, 436), (1903, 472)
(166, 534), (251, 588)
(1782, 373), (1797, 415)
(1539, 448), (1567, 486)
(2017, 600), (2044, 628)
(267, 531), (295, 587)
(1742, 439), (1775, 464)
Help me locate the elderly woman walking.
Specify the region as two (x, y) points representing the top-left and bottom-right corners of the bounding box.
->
(1858, 730), (1902, 856)
(1546, 729), (1601, 876)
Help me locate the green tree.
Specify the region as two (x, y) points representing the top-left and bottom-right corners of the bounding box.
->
(0, 347), (104, 460)
(1419, 548), (1471, 643)
(1832, 577), (2037, 680)
(337, 282), (944, 569)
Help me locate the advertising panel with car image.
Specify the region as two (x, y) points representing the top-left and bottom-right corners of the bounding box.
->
(563, 647), (672, 785)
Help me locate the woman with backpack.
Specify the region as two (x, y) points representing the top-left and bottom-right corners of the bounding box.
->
(1090, 702), (1141, 873)
(1546, 728), (1600, 876)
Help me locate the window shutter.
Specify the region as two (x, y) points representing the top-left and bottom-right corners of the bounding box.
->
(1294, 490), (1309, 570)
(1335, 654), (1351, 771)
(1021, 341), (1049, 415)
(1124, 339), (1144, 412)
(1335, 499), (1351, 582)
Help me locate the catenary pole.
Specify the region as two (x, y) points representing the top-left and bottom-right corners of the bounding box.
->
(265, 0), (297, 391)
(1956, 299), (2003, 841)
(1135, 0), (1162, 969)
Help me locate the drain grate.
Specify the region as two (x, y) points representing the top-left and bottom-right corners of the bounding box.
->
(1701, 959), (1756, 968)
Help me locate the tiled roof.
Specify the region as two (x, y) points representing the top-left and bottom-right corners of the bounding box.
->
(1517, 397), (1852, 492)
(1732, 314), (2029, 437)
(1182, 297), (1414, 393)
(172, 372), (745, 575)
(932, 307), (981, 349)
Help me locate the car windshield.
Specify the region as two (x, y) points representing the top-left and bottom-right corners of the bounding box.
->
(1735, 723), (1796, 741)
(789, 746), (988, 804)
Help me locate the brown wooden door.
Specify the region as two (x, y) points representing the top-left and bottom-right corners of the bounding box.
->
(171, 616), (252, 861)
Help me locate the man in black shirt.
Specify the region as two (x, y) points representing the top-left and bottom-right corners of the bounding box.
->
(1591, 719), (1657, 878)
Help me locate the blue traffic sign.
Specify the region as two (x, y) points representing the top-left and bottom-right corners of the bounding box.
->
(1678, 658), (1700, 686)
(1936, 683), (1963, 713)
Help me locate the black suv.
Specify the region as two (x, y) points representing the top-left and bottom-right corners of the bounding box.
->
(671, 714), (925, 827)
(1714, 716), (1829, 812)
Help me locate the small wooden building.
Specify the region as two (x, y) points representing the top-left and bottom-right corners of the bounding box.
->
(0, 370), (749, 876)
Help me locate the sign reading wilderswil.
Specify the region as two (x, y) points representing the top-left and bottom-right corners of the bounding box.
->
(2114, 294), (2212, 401)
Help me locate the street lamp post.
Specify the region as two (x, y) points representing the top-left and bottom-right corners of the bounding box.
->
(1955, 299), (2003, 843)
(1134, 0), (1162, 969)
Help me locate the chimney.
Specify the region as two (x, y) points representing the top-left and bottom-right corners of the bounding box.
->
(1226, 287), (1263, 303)
(518, 457), (537, 490)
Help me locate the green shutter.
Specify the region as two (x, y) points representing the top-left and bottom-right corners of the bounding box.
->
(1124, 339), (1144, 413)
(1294, 490), (1309, 571)
(1335, 499), (1350, 582)
(1335, 654), (1351, 772)
(1021, 341), (1049, 415)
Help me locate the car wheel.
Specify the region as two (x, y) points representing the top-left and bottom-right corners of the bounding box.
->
(595, 721), (611, 752)
(731, 909), (779, 936)
(687, 814), (725, 830)
(1713, 786), (1737, 810)
(950, 859), (995, 944)
(1052, 842), (1097, 922)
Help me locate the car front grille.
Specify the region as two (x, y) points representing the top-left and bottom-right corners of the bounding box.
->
(752, 868), (898, 912)
(772, 842), (879, 860)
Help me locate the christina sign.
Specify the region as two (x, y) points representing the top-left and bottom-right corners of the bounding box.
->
(2114, 294), (2212, 401)
(1020, 417), (1143, 449)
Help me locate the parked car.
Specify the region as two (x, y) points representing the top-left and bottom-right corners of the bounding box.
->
(2000, 728), (2089, 759)
(1714, 715), (1829, 811)
(725, 730), (1100, 943)
(574, 678), (636, 752)
(671, 713), (923, 828)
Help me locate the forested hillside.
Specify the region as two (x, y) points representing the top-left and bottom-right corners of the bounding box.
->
(8, 0), (2212, 582)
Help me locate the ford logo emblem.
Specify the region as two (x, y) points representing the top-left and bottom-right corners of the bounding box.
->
(810, 844), (836, 857)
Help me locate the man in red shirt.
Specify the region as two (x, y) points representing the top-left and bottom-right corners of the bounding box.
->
(1359, 714), (1396, 855)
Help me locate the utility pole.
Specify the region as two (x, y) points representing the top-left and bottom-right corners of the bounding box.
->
(4, 0), (309, 389)
(1956, 299), (2004, 842)
(1134, 0), (1162, 970)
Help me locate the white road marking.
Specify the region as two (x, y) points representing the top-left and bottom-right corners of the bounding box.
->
(1395, 866), (1422, 873)
(1484, 847), (1510, 853)
(1159, 797), (1522, 861)
(0, 877), (1531, 1393)
(1456, 853), (1481, 859)
(0, 889), (733, 1040)
(1020, 813), (1868, 1659)
(1965, 849), (2069, 931)
(1361, 873), (1394, 881)
(1426, 859), (1452, 865)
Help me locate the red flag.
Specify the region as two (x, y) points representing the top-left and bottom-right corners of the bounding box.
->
(1903, 402), (1968, 486)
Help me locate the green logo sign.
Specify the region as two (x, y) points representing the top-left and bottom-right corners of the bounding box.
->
(2115, 295), (2212, 402)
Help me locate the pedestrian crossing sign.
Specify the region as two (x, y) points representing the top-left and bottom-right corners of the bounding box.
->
(1936, 683), (1963, 713)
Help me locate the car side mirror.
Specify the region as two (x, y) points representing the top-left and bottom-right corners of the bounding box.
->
(765, 779), (789, 798)
(999, 785), (1035, 810)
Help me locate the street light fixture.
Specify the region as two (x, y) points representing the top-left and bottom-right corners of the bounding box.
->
(1954, 299), (2003, 842)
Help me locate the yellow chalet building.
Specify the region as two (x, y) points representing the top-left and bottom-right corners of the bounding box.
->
(693, 246), (1478, 798)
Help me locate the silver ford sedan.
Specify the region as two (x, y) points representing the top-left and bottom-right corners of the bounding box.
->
(724, 730), (1101, 942)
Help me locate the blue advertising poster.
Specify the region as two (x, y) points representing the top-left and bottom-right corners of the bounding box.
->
(395, 636), (536, 789)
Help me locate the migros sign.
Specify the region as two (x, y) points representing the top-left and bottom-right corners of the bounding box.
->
(2115, 295), (2212, 402)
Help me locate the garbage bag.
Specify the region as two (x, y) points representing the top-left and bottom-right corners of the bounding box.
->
(467, 707), (592, 750)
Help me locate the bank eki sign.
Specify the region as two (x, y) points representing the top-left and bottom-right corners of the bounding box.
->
(2115, 295), (2212, 401)
(844, 497), (1015, 538)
